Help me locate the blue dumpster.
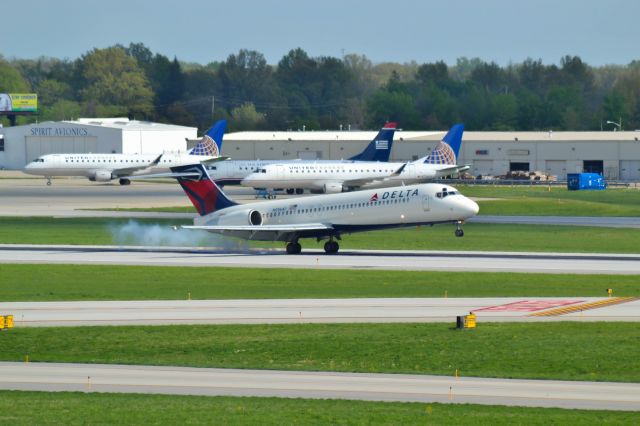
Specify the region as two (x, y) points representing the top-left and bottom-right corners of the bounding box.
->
(567, 173), (606, 190)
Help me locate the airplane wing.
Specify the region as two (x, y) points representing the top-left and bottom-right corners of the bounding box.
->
(111, 154), (163, 177)
(342, 163), (407, 188)
(434, 164), (471, 177)
(182, 223), (334, 241)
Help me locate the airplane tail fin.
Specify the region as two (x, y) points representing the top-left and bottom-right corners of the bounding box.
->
(170, 163), (237, 216)
(424, 124), (464, 165)
(190, 120), (227, 157)
(348, 122), (397, 162)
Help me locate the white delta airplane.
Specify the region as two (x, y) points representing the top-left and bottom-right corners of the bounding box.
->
(205, 122), (398, 192)
(23, 121), (226, 186)
(241, 124), (468, 193)
(168, 162), (479, 254)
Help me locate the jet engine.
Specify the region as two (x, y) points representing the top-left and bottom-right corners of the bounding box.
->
(90, 170), (113, 182)
(322, 182), (343, 194)
(215, 209), (263, 226)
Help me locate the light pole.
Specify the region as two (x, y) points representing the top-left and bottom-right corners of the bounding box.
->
(606, 118), (622, 131)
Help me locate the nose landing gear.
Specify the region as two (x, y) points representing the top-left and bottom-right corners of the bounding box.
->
(46, 177), (52, 186)
(455, 221), (464, 237)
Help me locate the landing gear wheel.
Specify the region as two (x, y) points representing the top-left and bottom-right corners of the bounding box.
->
(286, 188), (295, 195)
(295, 188), (304, 195)
(455, 229), (464, 237)
(286, 242), (302, 254)
(46, 178), (52, 186)
(119, 178), (131, 186)
(324, 240), (339, 254)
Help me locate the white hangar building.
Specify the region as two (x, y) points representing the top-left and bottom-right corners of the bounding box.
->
(0, 118), (197, 169)
(222, 129), (640, 180)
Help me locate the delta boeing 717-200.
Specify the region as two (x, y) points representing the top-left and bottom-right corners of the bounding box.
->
(166, 162), (479, 254)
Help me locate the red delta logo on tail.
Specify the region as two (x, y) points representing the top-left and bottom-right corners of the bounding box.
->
(170, 164), (237, 216)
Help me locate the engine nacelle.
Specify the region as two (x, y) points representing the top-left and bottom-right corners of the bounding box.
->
(91, 170), (113, 182)
(323, 182), (343, 194)
(215, 209), (263, 226)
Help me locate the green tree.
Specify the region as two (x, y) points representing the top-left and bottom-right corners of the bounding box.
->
(230, 102), (266, 130)
(0, 60), (30, 92)
(78, 46), (154, 117)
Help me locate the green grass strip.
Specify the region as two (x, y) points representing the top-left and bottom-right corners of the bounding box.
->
(1, 264), (639, 301)
(2, 216), (640, 253)
(0, 391), (635, 425)
(1, 323), (638, 382)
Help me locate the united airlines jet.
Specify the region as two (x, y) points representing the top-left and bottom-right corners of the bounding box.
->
(241, 124), (467, 193)
(205, 122), (397, 191)
(23, 121), (226, 186)
(169, 162), (479, 254)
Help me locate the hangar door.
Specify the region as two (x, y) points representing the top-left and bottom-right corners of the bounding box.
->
(620, 160), (640, 181)
(25, 136), (98, 162)
(472, 160), (493, 176)
(545, 160), (566, 179)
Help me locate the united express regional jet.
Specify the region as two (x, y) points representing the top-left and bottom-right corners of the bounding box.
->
(23, 121), (226, 186)
(205, 122), (398, 191)
(169, 163), (479, 254)
(241, 124), (467, 193)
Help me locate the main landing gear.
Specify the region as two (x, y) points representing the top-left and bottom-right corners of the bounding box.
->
(455, 221), (465, 237)
(285, 238), (340, 254)
(286, 241), (302, 254)
(119, 178), (131, 186)
(324, 240), (339, 254)
(46, 177), (52, 186)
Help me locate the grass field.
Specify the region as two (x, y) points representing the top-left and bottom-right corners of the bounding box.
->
(1, 322), (638, 382)
(1, 264), (639, 302)
(1, 391), (635, 425)
(2, 216), (640, 253)
(462, 185), (640, 216)
(95, 185), (640, 216)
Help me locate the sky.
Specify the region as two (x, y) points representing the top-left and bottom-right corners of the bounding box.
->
(2, 0), (639, 66)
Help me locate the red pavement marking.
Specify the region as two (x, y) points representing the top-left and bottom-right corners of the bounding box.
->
(474, 300), (585, 312)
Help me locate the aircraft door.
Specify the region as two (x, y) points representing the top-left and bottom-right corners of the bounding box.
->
(422, 195), (430, 211)
(276, 165), (286, 179)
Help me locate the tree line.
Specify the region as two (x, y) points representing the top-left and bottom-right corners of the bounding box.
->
(1, 43), (639, 132)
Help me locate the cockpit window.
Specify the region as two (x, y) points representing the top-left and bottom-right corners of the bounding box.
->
(436, 188), (457, 198)
(32, 158), (45, 163)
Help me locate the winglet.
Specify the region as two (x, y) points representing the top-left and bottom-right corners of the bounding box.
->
(391, 163), (407, 176)
(150, 153), (163, 166)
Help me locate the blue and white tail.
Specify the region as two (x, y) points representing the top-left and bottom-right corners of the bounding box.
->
(424, 124), (464, 165)
(170, 163), (237, 216)
(190, 120), (227, 157)
(349, 122), (397, 162)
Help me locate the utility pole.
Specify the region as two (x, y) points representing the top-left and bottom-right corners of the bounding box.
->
(211, 95), (215, 119)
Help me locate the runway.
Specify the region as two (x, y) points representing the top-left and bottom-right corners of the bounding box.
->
(1, 297), (638, 327)
(2, 244), (640, 274)
(1, 362), (638, 411)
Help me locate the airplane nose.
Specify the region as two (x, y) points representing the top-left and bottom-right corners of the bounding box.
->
(458, 197), (479, 218)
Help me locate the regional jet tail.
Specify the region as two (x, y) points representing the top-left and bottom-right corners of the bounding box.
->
(169, 163), (479, 254)
(348, 122), (397, 162)
(417, 123), (469, 176)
